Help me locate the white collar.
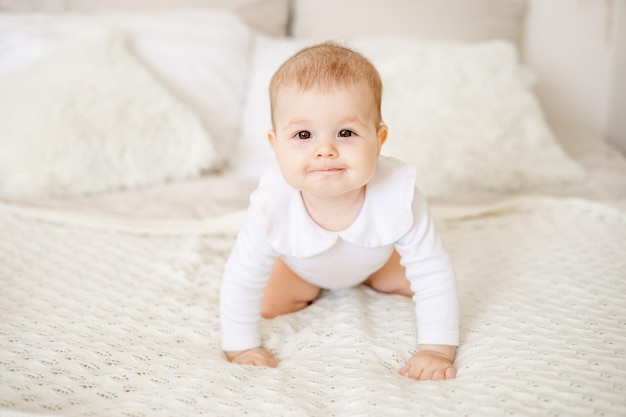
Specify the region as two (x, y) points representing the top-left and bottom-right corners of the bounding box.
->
(250, 156), (417, 258)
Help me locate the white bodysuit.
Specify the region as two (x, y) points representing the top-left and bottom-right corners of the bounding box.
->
(220, 156), (459, 351)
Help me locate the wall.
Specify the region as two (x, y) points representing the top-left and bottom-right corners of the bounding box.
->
(608, 0), (625, 151)
(523, 0), (624, 152)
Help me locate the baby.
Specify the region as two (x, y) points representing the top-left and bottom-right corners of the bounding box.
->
(220, 42), (459, 381)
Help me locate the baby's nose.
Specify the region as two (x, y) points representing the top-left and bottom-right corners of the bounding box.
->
(314, 138), (338, 158)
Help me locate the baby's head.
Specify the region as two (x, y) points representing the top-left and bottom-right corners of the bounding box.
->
(267, 43), (388, 201)
(269, 42), (383, 127)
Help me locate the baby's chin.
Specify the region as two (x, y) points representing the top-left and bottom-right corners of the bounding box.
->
(299, 181), (367, 201)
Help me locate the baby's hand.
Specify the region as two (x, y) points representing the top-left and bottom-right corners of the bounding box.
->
(399, 346), (456, 381)
(225, 347), (279, 367)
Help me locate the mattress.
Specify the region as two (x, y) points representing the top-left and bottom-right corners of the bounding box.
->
(1, 195), (625, 416)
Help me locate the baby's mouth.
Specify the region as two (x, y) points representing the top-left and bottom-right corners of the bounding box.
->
(311, 166), (344, 173)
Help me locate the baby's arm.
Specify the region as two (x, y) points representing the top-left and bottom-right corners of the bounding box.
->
(220, 206), (278, 365)
(399, 344), (456, 380)
(396, 190), (460, 381)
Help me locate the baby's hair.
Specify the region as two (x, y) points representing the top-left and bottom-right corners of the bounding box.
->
(269, 42), (383, 125)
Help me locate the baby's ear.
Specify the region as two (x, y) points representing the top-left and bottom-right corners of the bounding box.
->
(377, 124), (388, 151)
(267, 129), (277, 149)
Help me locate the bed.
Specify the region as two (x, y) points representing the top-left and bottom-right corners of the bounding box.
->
(1, 1), (625, 416)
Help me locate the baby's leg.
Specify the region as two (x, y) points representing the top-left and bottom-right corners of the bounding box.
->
(261, 257), (321, 319)
(364, 250), (413, 297)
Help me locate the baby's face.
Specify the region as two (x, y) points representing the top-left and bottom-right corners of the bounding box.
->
(268, 84), (387, 201)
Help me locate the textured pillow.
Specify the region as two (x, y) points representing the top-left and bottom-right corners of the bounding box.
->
(373, 39), (586, 196)
(0, 29), (216, 198)
(0, 10), (253, 166)
(234, 35), (585, 196)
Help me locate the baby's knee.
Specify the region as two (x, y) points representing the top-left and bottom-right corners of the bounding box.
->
(365, 275), (413, 297)
(261, 299), (314, 319)
(260, 304), (280, 319)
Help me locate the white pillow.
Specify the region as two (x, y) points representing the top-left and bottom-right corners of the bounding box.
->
(235, 35), (585, 196)
(0, 10), (253, 166)
(371, 38), (586, 195)
(0, 28), (216, 198)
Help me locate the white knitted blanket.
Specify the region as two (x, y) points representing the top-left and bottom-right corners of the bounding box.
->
(1, 197), (625, 417)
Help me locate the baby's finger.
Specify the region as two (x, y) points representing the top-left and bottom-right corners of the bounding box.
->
(417, 368), (432, 381)
(265, 356), (279, 367)
(431, 369), (445, 381)
(399, 363), (421, 379)
(444, 366), (456, 379)
(406, 365), (424, 381)
(250, 355), (278, 367)
(398, 363), (410, 377)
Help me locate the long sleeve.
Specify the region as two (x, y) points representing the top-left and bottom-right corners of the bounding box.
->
(220, 205), (278, 351)
(395, 189), (459, 346)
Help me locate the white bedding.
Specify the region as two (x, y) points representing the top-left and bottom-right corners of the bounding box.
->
(1, 196), (625, 416)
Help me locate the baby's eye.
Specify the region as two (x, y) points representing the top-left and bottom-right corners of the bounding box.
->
(297, 131), (311, 140)
(338, 130), (354, 138)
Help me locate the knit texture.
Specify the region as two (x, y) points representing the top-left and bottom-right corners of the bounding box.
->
(0, 197), (625, 416)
